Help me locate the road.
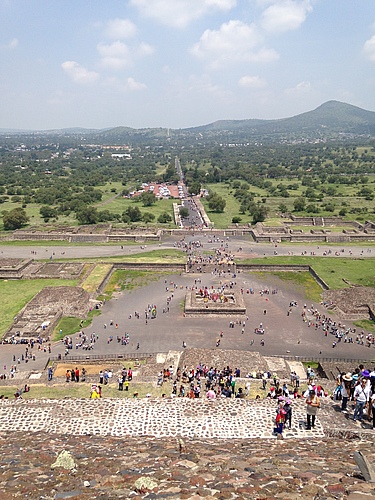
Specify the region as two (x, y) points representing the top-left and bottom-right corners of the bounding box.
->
(0, 234), (373, 260)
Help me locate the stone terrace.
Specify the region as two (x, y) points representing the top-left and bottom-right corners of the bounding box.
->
(0, 397), (375, 499)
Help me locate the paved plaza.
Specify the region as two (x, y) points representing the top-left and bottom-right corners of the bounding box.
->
(0, 397), (327, 440)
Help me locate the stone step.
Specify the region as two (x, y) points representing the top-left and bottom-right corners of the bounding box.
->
(0, 396), (366, 440)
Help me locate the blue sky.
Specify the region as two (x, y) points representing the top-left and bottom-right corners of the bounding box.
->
(1, 0), (374, 130)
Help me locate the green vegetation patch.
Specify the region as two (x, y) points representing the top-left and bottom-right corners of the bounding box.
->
(103, 269), (162, 298)
(0, 279), (78, 338)
(353, 319), (375, 334)
(241, 256), (375, 289)
(269, 271), (323, 302)
(81, 264), (113, 293)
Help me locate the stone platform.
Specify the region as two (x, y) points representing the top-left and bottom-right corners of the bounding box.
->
(0, 397), (335, 440)
(184, 290), (246, 316)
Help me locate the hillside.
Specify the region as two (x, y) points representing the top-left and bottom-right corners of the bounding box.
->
(1, 101), (375, 144)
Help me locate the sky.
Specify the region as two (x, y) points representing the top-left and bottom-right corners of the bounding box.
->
(0, 0), (375, 130)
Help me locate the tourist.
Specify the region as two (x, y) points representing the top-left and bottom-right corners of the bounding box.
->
(341, 373), (352, 412)
(81, 367), (86, 382)
(305, 389), (320, 429)
(284, 399), (292, 429)
(48, 366), (53, 381)
(99, 370), (104, 384)
(75, 367), (79, 382)
(90, 385), (100, 399)
(371, 390), (375, 430)
(353, 378), (370, 423)
(275, 399), (287, 436)
(206, 388), (216, 399)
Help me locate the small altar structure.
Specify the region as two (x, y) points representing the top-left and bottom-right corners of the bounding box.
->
(184, 286), (246, 316)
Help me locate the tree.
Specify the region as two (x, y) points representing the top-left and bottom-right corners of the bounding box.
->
(3, 207), (29, 230)
(125, 206), (142, 222)
(158, 212), (172, 223)
(179, 207), (189, 218)
(251, 205), (268, 224)
(293, 197), (306, 212)
(208, 194), (226, 213)
(278, 203), (288, 214)
(40, 205), (57, 222)
(76, 206), (98, 225)
(143, 212), (155, 223)
(139, 191), (156, 207)
(188, 181), (201, 196)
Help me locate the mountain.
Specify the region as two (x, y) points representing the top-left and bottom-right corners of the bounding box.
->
(1, 101), (375, 143)
(189, 101), (375, 138)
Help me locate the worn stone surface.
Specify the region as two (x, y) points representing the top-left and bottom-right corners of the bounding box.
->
(0, 429), (375, 499)
(0, 397), (375, 498)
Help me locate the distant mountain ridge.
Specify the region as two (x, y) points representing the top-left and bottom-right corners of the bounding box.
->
(187, 101), (375, 136)
(1, 101), (375, 141)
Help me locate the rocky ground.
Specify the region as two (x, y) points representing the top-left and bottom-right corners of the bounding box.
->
(1, 429), (375, 499)
(1, 395), (375, 499)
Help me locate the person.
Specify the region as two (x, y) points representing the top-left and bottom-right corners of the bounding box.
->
(371, 390), (375, 430)
(206, 388), (216, 399)
(275, 400), (287, 436)
(283, 400), (292, 429)
(341, 373), (352, 412)
(305, 389), (320, 429)
(90, 385), (100, 399)
(353, 378), (370, 423)
(48, 367), (53, 381)
(81, 367), (86, 382)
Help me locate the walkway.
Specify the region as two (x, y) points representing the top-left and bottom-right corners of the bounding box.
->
(0, 397), (340, 440)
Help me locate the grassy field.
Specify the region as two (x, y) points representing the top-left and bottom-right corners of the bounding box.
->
(103, 269), (163, 299)
(81, 264), (113, 293)
(241, 256), (375, 289)
(0, 377), (315, 400)
(52, 308), (102, 341)
(261, 271), (323, 302)
(200, 179), (375, 228)
(0, 279), (79, 337)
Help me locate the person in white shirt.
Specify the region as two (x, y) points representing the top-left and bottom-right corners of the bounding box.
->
(353, 379), (370, 422)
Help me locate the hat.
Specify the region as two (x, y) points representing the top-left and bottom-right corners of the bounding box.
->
(309, 389), (316, 395)
(342, 372), (352, 381)
(362, 370), (370, 378)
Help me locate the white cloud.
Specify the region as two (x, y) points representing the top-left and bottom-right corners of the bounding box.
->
(1, 37), (18, 49)
(97, 40), (155, 70)
(137, 42), (155, 57)
(104, 76), (147, 92)
(104, 18), (137, 39)
(61, 61), (99, 84)
(191, 20), (278, 69)
(239, 75), (266, 88)
(363, 35), (375, 62)
(261, 0), (313, 34)
(127, 77), (147, 91)
(97, 41), (132, 70)
(130, 0), (236, 28)
(285, 80), (312, 94)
